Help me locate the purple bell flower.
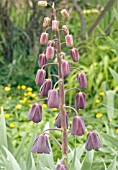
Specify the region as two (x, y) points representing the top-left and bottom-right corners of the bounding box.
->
(35, 69), (46, 86)
(32, 134), (50, 154)
(71, 116), (85, 136)
(40, 32), (49, 45)
(46, 46), (54, 60)
(56, 164), (68, 170)
(85, 131), (102, 151)
(70, 48), (79, 62)
(54, 112), (69, 128)
(62, 60), (70, 77)
(77, 72), (87, 89)
(40, 79), (52, 96)
(28, 103), (42, 123)
(76, 92), (86, 109)
(65, 34), (73, 47)
(48, 90), (59, 108)
(38, 53), (47, 68)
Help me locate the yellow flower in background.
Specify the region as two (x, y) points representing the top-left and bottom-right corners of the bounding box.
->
(31, 94), (36, 98)
(28, 104), (32, 108)
(21, 85), (26, 90)
(35, 97), (39, 100)
(15, 104), (22, 109)
(20, 98), (27, 104)
(7, 84), (11, 87)
(96, 113), (103, 118)
(5, 113), (10, 119)
(17, 85), (21, 89)
(27, 91), (32, 96)
(95, 99), (101, 104)
(115, 128), (118, 134)
(4, 87), (11, 92)
(52, 108), (58, 111)
(27, 87), (32, 92)
(9, 96), (12, 99)
(9, 123), (15, 128)
(42, 104), (47, 108)
(55, 113), (58, 118)
(24, 92), (28, 97)
(99, 91), (104, 96)
(70, 121), (72, 125)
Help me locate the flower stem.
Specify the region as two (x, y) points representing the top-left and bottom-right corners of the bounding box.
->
(64, 105), (78, 115)
(56, 30), (68, 166)
(43, 128), (62, 133)
(65, 87), (81, 94)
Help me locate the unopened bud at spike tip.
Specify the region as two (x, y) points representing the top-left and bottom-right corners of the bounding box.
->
(28, 103), (42, 123)
(61, 9), (70, 18)
(70, 48), (79, 62)
(32, 134), (50, 154)
(65, 34), (73, 47)
(52, 20), (59, 31)
(40, 32), (49, 45)
(71, 116), (85, 136)
(38, 1), (47, 7)
(40, 79), (52, 96)
(35, 69), (46, 86)
(43, 17), (51, 27)
(48, 90), (59, 108)
(46, 46), (54, 60)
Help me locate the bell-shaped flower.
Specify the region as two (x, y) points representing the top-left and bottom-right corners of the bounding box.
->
(48, 40), (55, 47)
(85, 131), (102, 151)
(40, 79), (52, 96)
(56, 164), (68, 170)
(38, 53), (47, 68)
(32, 134), (50, 154)
(28, 103), (42, 123)
(61, 9), (70, 18)
(65, 34), (73, 47)
(35, 69), (46, 86)
(48, 90), (59, 108)
(38, 1), (47, 6)
(76, 92), (86, 109)
(70, 48), (79, 62)
(54, 112), (69, 128)
(71, 116), (85, 136)
(77, 72), (87, 89)
(52, 20), (59, 31)
(62, 25), (69, 35)
(40, 32), (49, 45)
(62, 60), (70, 77)
(43, 17), (51, 27)
(46, 46), (54, 60)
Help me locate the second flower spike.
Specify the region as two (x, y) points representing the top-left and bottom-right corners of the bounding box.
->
(48, 90), (59, 108)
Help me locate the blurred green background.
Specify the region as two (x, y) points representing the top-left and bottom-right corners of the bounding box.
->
(0, 0), (118, 170)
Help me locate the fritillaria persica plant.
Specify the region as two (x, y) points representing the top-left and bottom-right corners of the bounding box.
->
(28, 1), (102, 169)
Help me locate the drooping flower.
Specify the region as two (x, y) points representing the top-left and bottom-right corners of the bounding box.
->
(62, 25), (69, 35)
(85, 131), (102, 151)
(54, 112), (69, 128)
(43, 17), (51, 27)
(70, 48), (79, 62)
(77, 72), (87, 89)
(65, 34), (73, 47)
(28, 103), (42, 123)
(71, 116), (85, 136)
(76, 92), (86, 109)
(38, 53), (47, 68)
(46, 46), (55, 60)
(56, 164), (68, 170)
(35, 69), (46, 86)
(38, 1), (47, 6)
(40, 32), (49, 45)
(61, 9), (70, 18)
(32, 134), (50, 154)
(47, 40), (55, 47)
(62, 60), (70, 77)
(40, 79), (52, 96)
(52, 20), (59, 31)
(48, 90), (59, 108)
